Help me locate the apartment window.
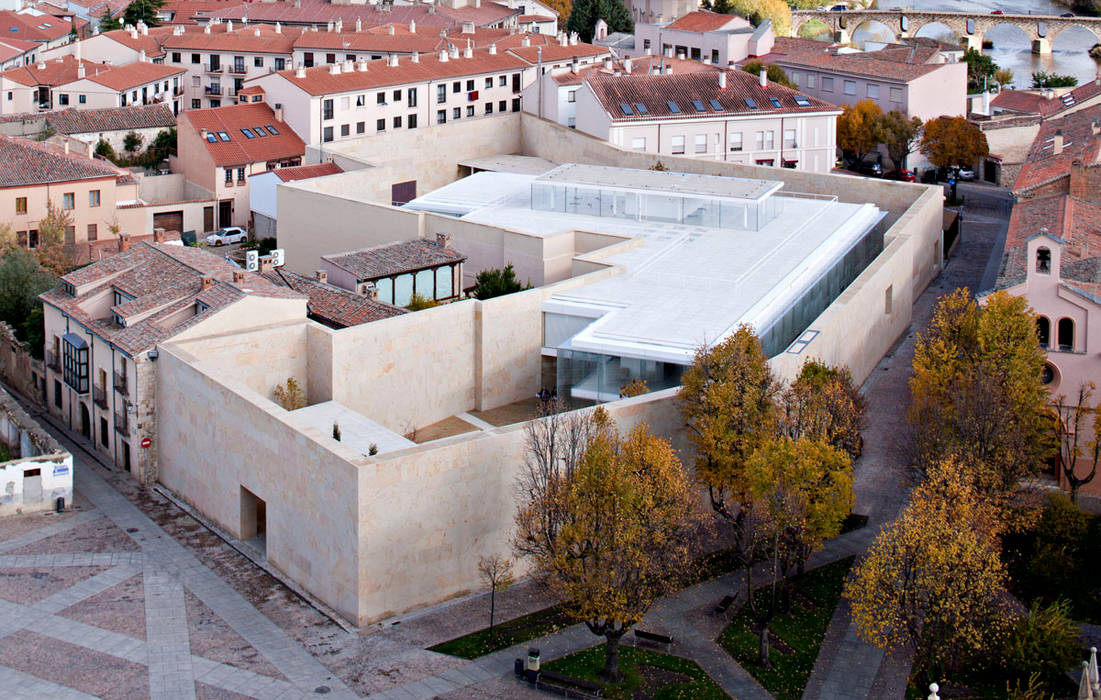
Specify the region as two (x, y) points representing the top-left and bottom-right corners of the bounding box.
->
(729, 132), (743, 152)
(467, 105), (474, 117)
(866, 83), (879, 99)
(512, 98), (521, 112)
(62, 192), (74, 210)
(326, 53), (336, 64)
(671, 135), (685, 154)
(784, 129), (796, 148)
(236, 167), (245, 182)
(28, 230), (38, 248)
(393, 89), (401, 101)
(346, 54), (355, 62)
(356, 121), (365, 134)
(821, 77), (833, 91)
(254, 56), (264, 67)
(485, 77), (493, 89)
(790, 71), (800, 87)
(393, 115), (402, 128)
(377, 91), (386, 104)
(437, 84), (446, 103)
(453, 81), (461, 93)
(807, 74), (816, 88)
(192, 75), (201, 86)
(58, 93), (69, 106)
(340, 124), (349, 137)
(64, 225), (74, 242)
(322, 98), (333, 120)
(86, 189), (100, 208)
(408, 114), (417, 129)
(340, 96), (350, 109)
(643, 38), (651, 50)
(15, 196), (26, 214)
(53, 379), (61, 408)
(274, 57), (285, 71)
(121, 94), (127, 106)
(485, 102), (493, 114)
(631, 137), (646, 151)
(466, 79), (474, 91)
(498, 75), (507, 87)
(304, 52), (314, 67)
(192, 99), (201, 109)
(499, 100), (506, 112)
(191, 53), (200, 64)
(323, 126), (334, 142)
(355, 94), (365, 107)
(890, 86), (904, 102)
(568, 90), (576, 103)
(1058, 317), (1075, 351)
(694, 133), (707, 153)
(225, 168), (233, 184)
(172, 51), (180, 62)
(377, 118), (385, 131)
(61, 334), (88, 394)
(453, 107), (461, 119)
(437, 109), (446, 123)
(407, 88), (417, 107)
(87, 223), (97, 241)
(843, 80), (856, 95)
(711, 49), (719, 64)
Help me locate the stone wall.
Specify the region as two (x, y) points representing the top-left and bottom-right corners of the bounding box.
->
(0, 322), (44, 404)
(0, 385), (72, 516)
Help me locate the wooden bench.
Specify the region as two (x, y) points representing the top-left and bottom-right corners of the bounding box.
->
(634, 629), (674, 649)
(536, 670), (602, 698)
(714, 594), (737, 615)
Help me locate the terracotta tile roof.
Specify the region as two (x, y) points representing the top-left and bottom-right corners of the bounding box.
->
(586, 69), (839, 122)
(754, 38), (942, 83)
(992, 81), (1101, 119)
(0, 37), (39, 62)
(161, 0), (243, 24)
(0, 10), (73, 42)
(1013, 103), (1101, 194)
(506, 41), (608, 64)
(82, 61), (185, 90)
(551, 55), (718, 86)
(322, 239), (466, 281)
(0, 55), (106, 87)
(180, 102), (304, 167)
(664, 10), (744, 33)
(271, 161), (342, 181)
(262, 268), (406, 327)
(517, 14), (556, 22)
(0, 134), (126, 187)
(94, 27), (172, 56)
(267, 48), (529, 96)
(41, 242), (305, 355)
(46, 103), (176, 134)
(997, 194), (1101, 299)
(868, 43), (941, 65)
(160, 23), (303, 53)
(206, 0), (513, 29)
(291, 27), (444, 54)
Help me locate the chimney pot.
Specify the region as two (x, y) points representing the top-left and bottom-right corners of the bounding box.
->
(389, 24), (395, 35)
(275, 22), (281, 33)
(436, 232), (451, 247)
(118, 233), (131, 251)
(409, 19), (415, 33)
(258, 256), (274, 273)
(316, 269), (328, 284)
(153, 228), (166, 242)
(489, 43), (497, 54)
(200, 276), (214, 290)
(233, 270), (246, 283)
(759, 68), (767, 87)
(624, 58), (632, 73)
(603, 57), (612, 70)
(363, 284), (379, 300)
(1053, 129), (1064, 155)
(719, 70), (726, 88)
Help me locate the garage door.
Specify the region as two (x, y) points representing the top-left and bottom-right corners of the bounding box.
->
(153, 210), (183, 234)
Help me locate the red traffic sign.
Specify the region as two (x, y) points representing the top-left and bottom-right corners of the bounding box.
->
(140, 438), (152, 449)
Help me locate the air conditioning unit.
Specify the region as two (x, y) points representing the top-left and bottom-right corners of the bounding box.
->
(270, 248), (285, 267)
(245, 250), (259, 271)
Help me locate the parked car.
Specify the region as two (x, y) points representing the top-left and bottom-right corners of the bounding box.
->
(990, 9), (1004, 14)
(1060, 11), (1075, 17)
(829, 3), (848, 10)
(885, 169), (917, 182)
(948, 165), (975, 181)
(855, 158), (883, 177)
(205, 226), (248, 246)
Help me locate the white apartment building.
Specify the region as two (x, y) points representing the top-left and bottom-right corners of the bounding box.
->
(631, 11), (775, 67)
(573, 68), (840, 172)
(245, 46), (536, 145)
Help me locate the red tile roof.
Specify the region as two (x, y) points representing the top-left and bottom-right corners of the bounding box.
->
(586, 69), (839, 122)
(93, 26), (172, 57)
(0, 37), (39, 63)
(262, 268), (405, 328)
(992, 81), (1101, 120)
(0, 10), (73, 42)
(267, 48), (529, 96)
(754, 37), (943, 83)
(46, 103), (176, 134)
(82, 61), (185, 91)
(0, 134), (127, 187)
(997, 194), (1101, 301)
(322, 239), (466, 281)
(551, 55), (718, 86)
(271, 161), (342, 182)
(1013, 103), (1101, 194)
(0, 55), (104, 86)
(181, 102), (304, 167)
(665, 11), (744, 33)
(160, 23), (304, 53)
(506, 41), (609, 64)
(205, 0), (515, 29)
(291, 27), (444, 54)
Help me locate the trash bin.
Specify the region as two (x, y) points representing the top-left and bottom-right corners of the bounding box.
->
(514, 658), (524, 679)
(55, 496), (65, 513)
(525, 648), (540, 684)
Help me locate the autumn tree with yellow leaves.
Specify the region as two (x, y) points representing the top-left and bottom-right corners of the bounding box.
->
(514, 409), (697, 682)
(845, 462), (1012, 682)
(837, 99), (884, 162)
(781, 359), (866, 460)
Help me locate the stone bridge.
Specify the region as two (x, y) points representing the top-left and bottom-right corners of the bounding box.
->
(791, 9), (1101, 54)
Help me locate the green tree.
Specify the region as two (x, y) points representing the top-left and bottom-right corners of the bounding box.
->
(909, 289), (1050, 496)
(962, 47), (997, 92)
(36, 200), (75, 276)
(720, 0), (791, 36)
(0, 250), (57, 346)
(123, 130), (143, 154)
(782, 359), (865, 460)
(836, 99), (883, 162)
(566, 0), (632, 43)
(742, 436), (853, 666)
(123, 0), (165, 27)
(994, 67), (1015, 89)
(876, 109), (923, 171)
(514, 413), (697, 681)
(405, 292), (439, 311)
(920, 115), (989, 170)
(1031, 71), (1078, 88)
(470, 264), (528, 300)
(845, 462), (1011, 683)
(740, 60), (795, 89)
(98, 8), (122, 31)
(1001, 600), (1081, 690)
(680, 327), (779, 575)
(95, 137), (117, 162)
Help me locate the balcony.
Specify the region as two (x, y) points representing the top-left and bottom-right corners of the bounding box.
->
(173, 86), (184, 97)
(205, 63), (223, 74)
(92, 384), (108, 409)
(204, 86), (224, 96)
(228, 65), (247, 75)
(46, 351), (60, 372)
(114, 411), (129, 435)
(114, 370), (128, 396)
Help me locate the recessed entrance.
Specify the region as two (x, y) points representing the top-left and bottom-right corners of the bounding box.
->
(240, 486), (267, 555)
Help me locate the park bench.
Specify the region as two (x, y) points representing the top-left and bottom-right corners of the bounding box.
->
(714, 594), (737, 615)
(536, 670), (603, 698)
(634, 629), (674, 650)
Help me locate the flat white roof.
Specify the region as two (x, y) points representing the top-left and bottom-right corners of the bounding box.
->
(537, 163), (783, 202)
(405, 167), (883, 364)
(292, 400), (415, 456)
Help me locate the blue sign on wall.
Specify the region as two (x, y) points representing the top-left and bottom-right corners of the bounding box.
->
(53, 464), (69, 477)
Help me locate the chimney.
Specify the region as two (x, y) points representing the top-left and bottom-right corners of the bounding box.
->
(388, 54), (399, 67)
(129, 27), (137, 39)
(77, 61), (85, 79)
(200, 275), (214, 290)
(275, 21), (281, 33)
(274, 104), (283, 122)
(571, 57), (578, 73)
(1053, 129), (1063, 155)
(118, 233), (132, 251)
(1045, 88), (1053, 100)
(358, 58), (370, 69)
(363, 284), (379, 300)
(388, 24), (395, 35)
(316, 269), (328, 284)
(410, 52), (418, 63)
(439, 49), (448, 62)
(254, 27), (260, 37)
(521, 36), (530, 47)
(258, 256), (274, 273)
(173, 25), (183, 35)
(624, 57), (631, 74)
(329, 63), (341, 74)
(74, 39), (80, 62)
(436, 232), (451, 247)
(570, 32), (578, 45)
(140, 21), (148, 35)
(463, 43), (472, 59)
(37, 60), (45, 69)
(1070, 158), (1087, 199)
(1093, 119), (1100, 136)
(344, 58), (354, 71)
(409, 19), (415, 33)
(204, 24), (211, 34)
(449, 45), (459, 59)
(63, 140), (69, 154)
(664, 65), (672, 74)
(335, 18), (342, 32)
(603, 57), (612, 70)
(226, 20), (233, 32)
(718, 70), (726, 88)
(295, 65), (306, 78)
(233, 270), (247, 284)
(153, 227), (166, 242)
(327, 20), (334, 32)
(139, 49), (146, 62)
(200, 128), (208, 140)
(488, 43), (496, 54)
(759, 69), (767, 87)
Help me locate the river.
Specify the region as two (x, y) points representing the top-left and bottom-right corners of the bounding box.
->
(845, 0), (1101, 88)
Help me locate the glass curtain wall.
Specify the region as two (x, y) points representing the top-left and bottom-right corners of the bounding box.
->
(556, 348), (686, 404)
